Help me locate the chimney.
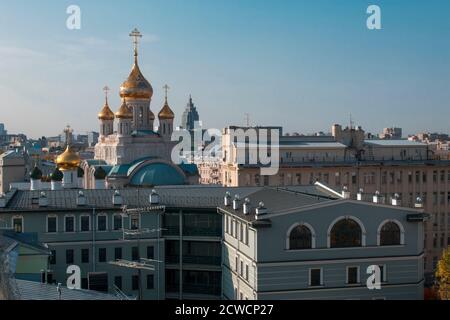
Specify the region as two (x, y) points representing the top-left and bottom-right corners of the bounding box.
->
(150, 189), (160, 205)
(39, 191), (48, 207)
(0, 193), (6, 208)
(373, 191), (384, 204)
(233, 194), (241, 211)
(224, 192), (232, 207)
(30, 179), (41, 191)
(255, 202), (267, 219)
(415, 197), (423, 209)
(243, 198), (251, 215)
(51, 180), (62, 191)
(95, 179), (106, 190)
(357, 188), (364, 201)
(77, 191), (87, 206)
(341, 186), (351, 199)
(113, 190), (123, 206)
(391, 193), (401, 206)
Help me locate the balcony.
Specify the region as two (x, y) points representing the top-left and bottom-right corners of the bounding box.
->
(183, 227), (221, 238)
(166, 255), (221, 266)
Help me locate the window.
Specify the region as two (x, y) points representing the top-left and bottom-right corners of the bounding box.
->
(66, 249), (74, 264)
(132, 275), (139, 291)
(147, 246), (154, 260)
(113, 215), (122, 231)
(12, 216), (23, 233)
(330, 218), (362, 248)
(65, 216), (75, 233)
(50, 250), (56, 265)
(114, 276), (122, 290)
(347, 267), (360, 285)
(98, 248), (107, 263)
(80, 215), (90, 232)
(115, 248), (122, 260)
(379, 265), (387, 282)
(245, 265), (249, 281)
(97, 215), (107, 231)
(130, 214), (140, 230)
(47, 216), (57, 233)
(309, 269), (322, 287)
(240, 261), (244, 277)
(132, 247), (140, 261)
(147, 275), (154, 289)
(289, 224), (312, 250)
(379, 221), (402, 246)
(235, 257), (239, 272)
(81, 249), (89, 264)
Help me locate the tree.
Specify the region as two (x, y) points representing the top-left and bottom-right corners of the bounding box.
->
(436, 246), (450, 300)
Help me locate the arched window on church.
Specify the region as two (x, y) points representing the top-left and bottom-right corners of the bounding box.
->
(379, 221), (402, 246)
(330, 218), (362, 248)
(289, 225), (312, 250)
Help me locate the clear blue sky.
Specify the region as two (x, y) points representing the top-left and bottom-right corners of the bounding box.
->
(0, 0), (449, 138)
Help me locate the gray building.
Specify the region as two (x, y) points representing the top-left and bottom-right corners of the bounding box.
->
(0, 184), (427, 300)
(219, 185), (426, 300)
(180, 96), (200, 132)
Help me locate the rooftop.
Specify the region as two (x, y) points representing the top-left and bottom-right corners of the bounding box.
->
(364, 140), (428, 147)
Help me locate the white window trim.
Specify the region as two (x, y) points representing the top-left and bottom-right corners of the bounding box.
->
(346, 266), (361, 285)
(327, 215), (367, 248)
(79, 214), (91, 233)
(46, 215), (58, 233)
(286, 222), (316, 250)
(64, 214), (76, 233)
(309, 268), (323, 287)
(97, 213), (108, 232)
(377, 219), (405, 246)
(12, 215), (24, 233)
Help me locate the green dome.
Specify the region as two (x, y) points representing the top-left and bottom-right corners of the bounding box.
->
(30, 166), (43, 180)
(94, 167), (107, 180)
(51, 168), (63, 182)
(130, 163), (185, 187)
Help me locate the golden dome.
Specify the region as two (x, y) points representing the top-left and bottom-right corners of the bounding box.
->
(56, 146), (81, 171)
(158, 100), (175, 120)
(98, 101), (115, 121)
(120, 62), (153, 99)
(115, 99), (133, 119)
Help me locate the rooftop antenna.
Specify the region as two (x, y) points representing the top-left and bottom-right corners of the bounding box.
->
(245, 113), (250, 127)
(103, 85), (110, 105)
(349, 114), (355, 130)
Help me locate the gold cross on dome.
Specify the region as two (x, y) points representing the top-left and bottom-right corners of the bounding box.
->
(103, 85), (110, 102)
(163, 84), (170, 100)
(129, 28), (143, 58)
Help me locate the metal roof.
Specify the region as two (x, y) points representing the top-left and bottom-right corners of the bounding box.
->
(364, 140), (428, 147)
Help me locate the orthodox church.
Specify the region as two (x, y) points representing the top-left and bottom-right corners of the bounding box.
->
(82, 29), (199, 189)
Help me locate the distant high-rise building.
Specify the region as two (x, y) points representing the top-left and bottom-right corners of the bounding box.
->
(180, 95), (200, 131)
(380, 127), (402, 140)
(0, 123), (7, 136)
(87, 131), (99, 147)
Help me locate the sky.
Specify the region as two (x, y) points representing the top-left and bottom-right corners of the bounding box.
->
(0, 0), (449, 139)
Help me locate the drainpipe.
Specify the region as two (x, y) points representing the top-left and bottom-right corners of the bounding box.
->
(92, 208), (96, 273)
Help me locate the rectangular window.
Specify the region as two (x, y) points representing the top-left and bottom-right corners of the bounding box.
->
(47, 216), (57, 233)
(132, 247), (140, 261)
(98, 248), (107, 263)
(66, 249), (74, 264)
(235, 257), (239, 272)
(81, 249), (89, 264)
(13, 217), (23, 233)
(113, 215), (122, 231)
(97, 215), (107, 231)
(132, 275), (139, 291)
(130, 214), (140, 230)
(240, 261), (244, 277)
(245, 264), (249, 281)
(80, 216), (90, 232)
(147, 246), (154, 260)
(115, 247), (122, 260)
(65, 216), (75, 233)
(114, 276), (122, 290)
(309, 268), (322, 287)
(146, 275), (154, 289)
(347, 267), (360, 284)
(50, 250), (56, 265)
(379, 265), (387, 282)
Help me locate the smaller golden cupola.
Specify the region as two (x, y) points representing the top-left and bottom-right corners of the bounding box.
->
(56, 145), (81, 171)
(98, 86), (115, 121)
(115, 99), (133, 119)
(158, 84), (175, 120)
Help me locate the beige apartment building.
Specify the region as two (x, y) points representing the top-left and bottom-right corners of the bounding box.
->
(217, 125), (450, 280)
(0, 151), (26, 194)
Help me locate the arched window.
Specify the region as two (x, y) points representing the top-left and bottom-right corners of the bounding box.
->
(289, 225), (312, 250)
(379, 221), (401, 246)
(330, 218), (362, 248)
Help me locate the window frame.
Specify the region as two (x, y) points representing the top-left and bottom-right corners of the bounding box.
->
(64, 214), (76, 233)
(47, 215), (58, 233)
(309, 268), (323, 287)
(346, 266), (360, 285)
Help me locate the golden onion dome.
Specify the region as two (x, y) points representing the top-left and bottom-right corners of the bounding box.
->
(158, 100), (175, 120)
(115, 99), (133, 119)
(98, 101), (115, 121)
(120, 62), (153, 100)
(56, 146), (81, 171)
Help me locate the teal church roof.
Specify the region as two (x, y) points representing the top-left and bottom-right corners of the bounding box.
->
(130, 162), (186, 187)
